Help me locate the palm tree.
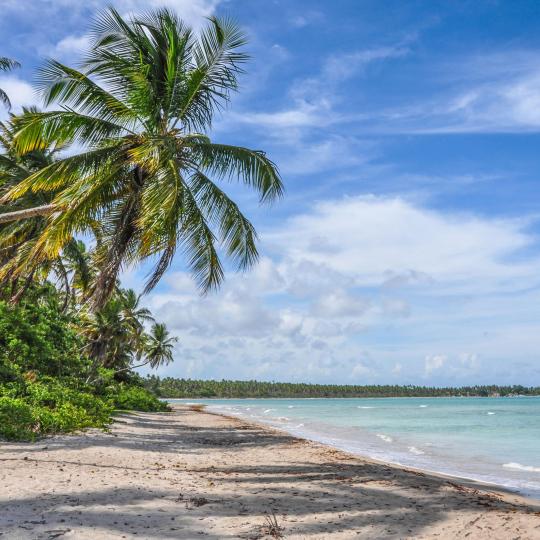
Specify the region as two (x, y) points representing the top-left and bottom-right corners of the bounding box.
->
(62, 239), (94, 302)
(0, 57), (20, 109)
(120, 289), (154, 332)
(1, 8), (283, 310)
(144, 323), (177, 369)
(0, 109), (69, 302)
(80, 296), (131, 369)
(119, 288), (154, 361)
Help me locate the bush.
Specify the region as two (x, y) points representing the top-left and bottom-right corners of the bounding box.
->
(0, 381), (114, 441)
(0, 292), (168, 442)
(0, 397), (37, 440)
(113, 385), (169, 412)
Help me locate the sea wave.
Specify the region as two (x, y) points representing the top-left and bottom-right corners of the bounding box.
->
(408, 446), (425, 455)
(487, 412), (495, 415)
(503, 462), (540, 473)
(263, 409), (275, 414)
(357, 406), (374, 409)
(376, 433), (393, 443)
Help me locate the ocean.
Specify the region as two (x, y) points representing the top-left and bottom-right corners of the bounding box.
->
(167, 396), (540, 499)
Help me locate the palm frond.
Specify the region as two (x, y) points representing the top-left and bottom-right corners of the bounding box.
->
(188, 170), (258, 270)
(188, 141), (283, 202)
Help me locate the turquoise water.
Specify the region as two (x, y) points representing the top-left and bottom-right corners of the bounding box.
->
(167, 396), (540, 498)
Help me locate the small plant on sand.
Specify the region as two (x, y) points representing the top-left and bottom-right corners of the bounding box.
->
(262, 512), (285, 539)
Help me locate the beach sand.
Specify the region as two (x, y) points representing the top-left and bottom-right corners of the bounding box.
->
(1, 405), (539, 539)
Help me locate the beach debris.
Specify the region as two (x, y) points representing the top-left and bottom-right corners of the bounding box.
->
(44, 530), (71, 539)
(175, 492), (212, 508)
(262, 512), (285, 539)
(188, 404), (206, 412)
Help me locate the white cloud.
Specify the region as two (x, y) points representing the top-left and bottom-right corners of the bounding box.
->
(6, 0), (221, 24)
(266, 195), (538, 292)
(424, 354), (446, 375)
(233, 44), (410, 131)
(310, 289), (371, 318)
(391, 362), (403, 375)
(289, 11), (323, 28)
(380, 50), (540, 133)
(142, 195), (540, 384)
(0, 76), (35, 115)
(48, 34), (91, 60)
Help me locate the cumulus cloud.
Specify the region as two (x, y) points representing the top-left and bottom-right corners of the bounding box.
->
(266, 195), (538, 293)
(46, 34), (91, 60)
(142, 195), (540, 384)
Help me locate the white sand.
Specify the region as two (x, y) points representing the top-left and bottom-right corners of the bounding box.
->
(1, 405), (539, 539)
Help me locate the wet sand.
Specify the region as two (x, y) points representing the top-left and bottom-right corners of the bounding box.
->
(1, 404), (539, 539)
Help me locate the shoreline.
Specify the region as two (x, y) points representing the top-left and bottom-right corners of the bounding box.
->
(176, 396), (540, 503)
(1, 404), (539, 539)
(204, 405), (538, 505)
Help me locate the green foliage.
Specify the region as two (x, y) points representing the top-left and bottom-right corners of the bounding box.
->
(2, 8), (282, 310)
(0, 379), (113, 441)
(0, 292), (88, 380)
(113, 385), (168, 412)
(145, 377), (540, 399)
(0, 397), (36, 440)
(0, 289), (172, 442)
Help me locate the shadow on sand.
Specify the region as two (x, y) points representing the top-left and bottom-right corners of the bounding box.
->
(1, 408), (538, 539)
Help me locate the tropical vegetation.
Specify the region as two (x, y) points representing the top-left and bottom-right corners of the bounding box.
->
(144, 377), (540, 398)
(0, 8), (282, 440)
(0, 8), (282, 310)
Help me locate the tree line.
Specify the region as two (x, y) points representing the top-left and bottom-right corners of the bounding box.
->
(144, 377), (540, 398)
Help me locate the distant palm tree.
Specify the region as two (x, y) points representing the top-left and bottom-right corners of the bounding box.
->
(81, 296), (130, 369)
(120, 289), (154, 332)
(144, 323), (177, 369)
(0, 57), (20, 109)
(1, 8), (283, 310)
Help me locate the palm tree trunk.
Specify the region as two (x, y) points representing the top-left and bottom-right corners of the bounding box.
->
(86, 360), (152, 386)
(0, 204), (57, 224)
(10, 269), (36, 305)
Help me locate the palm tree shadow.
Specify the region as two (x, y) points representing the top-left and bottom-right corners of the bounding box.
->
(2, 408), (538, 538)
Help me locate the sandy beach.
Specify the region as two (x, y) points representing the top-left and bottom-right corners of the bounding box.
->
(1, 405), (539, 539)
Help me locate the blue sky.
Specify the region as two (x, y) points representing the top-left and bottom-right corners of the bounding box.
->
(2, 0), (540, 385)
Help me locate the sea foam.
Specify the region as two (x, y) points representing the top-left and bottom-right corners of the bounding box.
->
(503, 462), (540, 473)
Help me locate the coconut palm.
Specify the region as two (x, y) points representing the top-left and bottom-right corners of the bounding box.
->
(120, 289), (154, 331)
(144, 322), (177, 369)
(0, 57), (20, 109)
(0, 109), (69, 302)
(80, 296), (130, 368)
(62, 238), (94, 302)
(1, 8), (283, 310)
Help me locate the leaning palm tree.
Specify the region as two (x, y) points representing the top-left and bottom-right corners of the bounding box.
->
(0, 109), (69, 303)
(1, 8), (283, 310)
(0, 57), (20, 109)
